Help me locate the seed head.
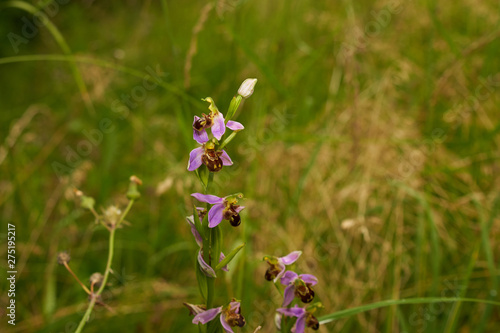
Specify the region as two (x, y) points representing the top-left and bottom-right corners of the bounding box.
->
(57, 251), (71, 265)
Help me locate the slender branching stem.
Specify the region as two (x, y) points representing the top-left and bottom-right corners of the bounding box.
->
(63, 262), (91, 295)
(74, 199), (135, 333)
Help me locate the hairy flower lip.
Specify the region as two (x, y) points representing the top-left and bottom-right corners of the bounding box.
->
(193, 115), (209, 144)
(280, 271), (318, 306)
(187, 145), (233, 172)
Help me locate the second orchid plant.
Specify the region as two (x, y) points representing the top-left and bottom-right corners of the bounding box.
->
(184, 79), (322, 333)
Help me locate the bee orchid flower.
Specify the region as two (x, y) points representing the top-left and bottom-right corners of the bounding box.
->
(192, 300), (246, 333)
(264, 251), (302, 282)
(191, 193), (245, 228)
(277, 305), (319, 333)
(280, 271), (318, 306)
(192, 98), (244, 144)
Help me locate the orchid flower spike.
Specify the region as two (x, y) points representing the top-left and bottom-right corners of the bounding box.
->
(192, 300), (246, 333)
(280, 271), (318, 306)
(188, 141), (233, 172)
(191, 193), (245, 228)
(277, 305), (320, 333)
(263, 251), (302, 282)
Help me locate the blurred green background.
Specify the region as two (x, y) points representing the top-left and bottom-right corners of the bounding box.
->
(1, 0), (500, 332)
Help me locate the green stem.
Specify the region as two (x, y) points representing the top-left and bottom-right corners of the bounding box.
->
(218, 131), (238, 150)
(204, 171), (216, 310)
(117, 199), (135, 228)
(74, 227), (115, 333)
(207, 276), (215, 309)
(206, 172), (214, 194)
(74, 199), (135, 333)
(75, 296), (97, 333)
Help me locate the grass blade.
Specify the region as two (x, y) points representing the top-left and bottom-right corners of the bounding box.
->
(318, 297), (500, 324)
(2, 1), (95, 115)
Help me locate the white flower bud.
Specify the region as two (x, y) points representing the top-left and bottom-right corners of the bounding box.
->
(237, 78), (257, 98)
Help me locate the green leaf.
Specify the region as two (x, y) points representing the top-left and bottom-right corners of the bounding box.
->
(211, 226), (222, 269)
(318, 298), (500, 324)
(202, 211), (210, 256)
(195, 166), (210, 192)
(226, 95), (242, 122)
(43, 265), (56, 319)
(215, 243), (245, 271)
(192, 205), (204, 239)
(195, 260), (208, 301)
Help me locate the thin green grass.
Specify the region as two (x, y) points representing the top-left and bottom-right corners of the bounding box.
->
(1, 1), (95, 115)
(318, 297), (500, 324)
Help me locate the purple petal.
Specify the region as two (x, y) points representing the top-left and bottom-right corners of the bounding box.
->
(282, 284), (296, 307)
(211, 112), (226, 140)
(193, 116), (209, 144)
(186, 216), (203, 247)
(208, 203), (225, 228)
(295, 314), (306, 333)
(280, 270), (298, 286)
(273, 263), (286, 283)
(188, 147), (204, 171)
(184, 302), (206, 315)
(220, 150), (233, 166)
(299, 274), (318, 286)
(234, 205), (245, 213)
(198, 250), (216, 278)
(193, 306), (222, 324)
(229, 301), (241, 313)
(220, 252), (229, 271)
(277, 305), (306, 318)
(191, 193), (224, 204)
(280, 251), (302, 265)
(193, 128), (209, 144)
(227, 120), (244, 131)
(195, 207), (205, 222)
(220, 313), (234, 333)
